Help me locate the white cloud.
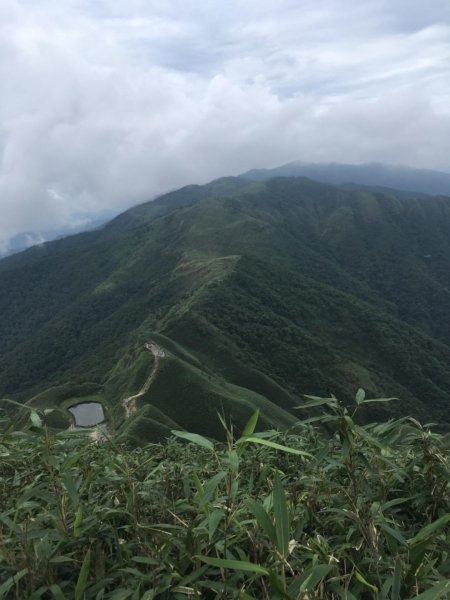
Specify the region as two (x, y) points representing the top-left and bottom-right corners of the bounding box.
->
(0, 0), (449, 250)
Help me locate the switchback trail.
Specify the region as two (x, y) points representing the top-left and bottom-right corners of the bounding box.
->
(122, 342), (165, 418)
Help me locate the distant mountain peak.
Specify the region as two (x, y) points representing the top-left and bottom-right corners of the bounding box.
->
(240, 161), (450, 196)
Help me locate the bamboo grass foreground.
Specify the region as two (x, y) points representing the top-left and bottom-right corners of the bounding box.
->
(0, 393), (449, 599)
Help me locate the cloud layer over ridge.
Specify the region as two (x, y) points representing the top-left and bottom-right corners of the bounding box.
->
(1, 0), (449, 251)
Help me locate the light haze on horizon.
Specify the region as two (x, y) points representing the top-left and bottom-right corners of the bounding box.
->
(1, 0), (450, 251)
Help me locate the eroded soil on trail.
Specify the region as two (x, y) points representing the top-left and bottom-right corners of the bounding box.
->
(122, 342), (165, 418)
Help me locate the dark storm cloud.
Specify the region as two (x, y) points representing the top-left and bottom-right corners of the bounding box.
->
(0, 0), (449, 251)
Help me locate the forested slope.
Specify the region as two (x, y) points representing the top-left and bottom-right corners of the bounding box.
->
(1, 176), (450, 435)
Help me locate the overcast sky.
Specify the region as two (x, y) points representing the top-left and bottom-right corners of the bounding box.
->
(1, 0), (450, 251)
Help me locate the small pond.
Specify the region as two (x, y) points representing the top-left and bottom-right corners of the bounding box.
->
(69, 402), (105, 427)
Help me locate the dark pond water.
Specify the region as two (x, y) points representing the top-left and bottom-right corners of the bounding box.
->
(69, 402), (105, 427)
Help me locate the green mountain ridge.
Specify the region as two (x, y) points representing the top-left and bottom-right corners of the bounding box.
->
(1, 175), (450, 437)
(242, 161), (450, 196)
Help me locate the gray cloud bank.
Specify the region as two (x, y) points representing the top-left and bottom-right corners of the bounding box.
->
(1, 0), (449, 251)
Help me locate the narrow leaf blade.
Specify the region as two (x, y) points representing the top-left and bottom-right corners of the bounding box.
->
(196, 556), (268, 575)
(242, 409), (260, 438)
(172, 430), (215, 451)
(273, 471), (289, 558)
(408, 514), (450, 546)
(75, 549), (91, 600)
(246, 499), (277, 546)
(406, 579), (450, 600)
(236, 436), (312, 457)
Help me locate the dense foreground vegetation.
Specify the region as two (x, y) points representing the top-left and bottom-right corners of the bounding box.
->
(0, 394), (449, 599)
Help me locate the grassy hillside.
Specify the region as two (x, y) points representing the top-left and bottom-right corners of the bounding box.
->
(1, 176), (450, 436)
(124, 353), (297, 440)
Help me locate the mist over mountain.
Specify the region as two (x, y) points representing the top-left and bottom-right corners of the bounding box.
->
(5, 162), (450, 259)
(0, 212), (117, 258)
(1, 174), (450, 439)
(242, 162), (450, 196)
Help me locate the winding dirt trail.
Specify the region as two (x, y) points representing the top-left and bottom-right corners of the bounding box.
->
(122, 342), (165, 418)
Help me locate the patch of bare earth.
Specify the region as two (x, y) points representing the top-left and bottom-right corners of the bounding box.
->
(121, 341), (165, 418)
(89, 423), (109, 444)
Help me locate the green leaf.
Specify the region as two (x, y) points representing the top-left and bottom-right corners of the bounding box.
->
(288, 565), (334, 596)
(359, 397), (397, 405)
(49, 556), (74, 564)
(238, 410), (260, 457)
(49, 584), (65, 600)
(407, 579), (450, 599)
(409, 539), (431, 575)
(0, 398), (24, 407)
(328, 583), (358, 600)
(227, 449), (239, 472)
(208, 509), (224, 541)
(178, 565), (209, 587)
(408, 514), (450, 546)
(355, 571), (378, 593)
(73, 505), (83, 538)
(236, 436), (312, 457)
(192, 471), (204, 497)
(216, 411), (229, 433)
(109, 589), (132, 600)
(75, 549), (91, 600)
(0, 568), (28, 599)
(295, 396), (338, 409)
(246, 499), (277, 546)
(196, 555), (268, 575)
(131, 556), (160, 566)
(242, 409), (260, 438)
(391, 557), (402, 600)
(63, 451), (83, 471)
(268, 570), (291, 598)
(172, 586), (201, 597)
(62, 473), (79, 510)
(273, 471), (289, 558)
(355, 388), (365, 404)
(381, 523), (407, 546)
(172, 430), (215, 451)
(381, 497), (411, 511)
(202, 471), (226, 505)
(30, 410), (42, 428)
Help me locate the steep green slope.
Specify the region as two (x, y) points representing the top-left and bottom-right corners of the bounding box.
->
(117, 352), (297, 444)
(1, 176), (450, 436)
(168, 256), (450, 425)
